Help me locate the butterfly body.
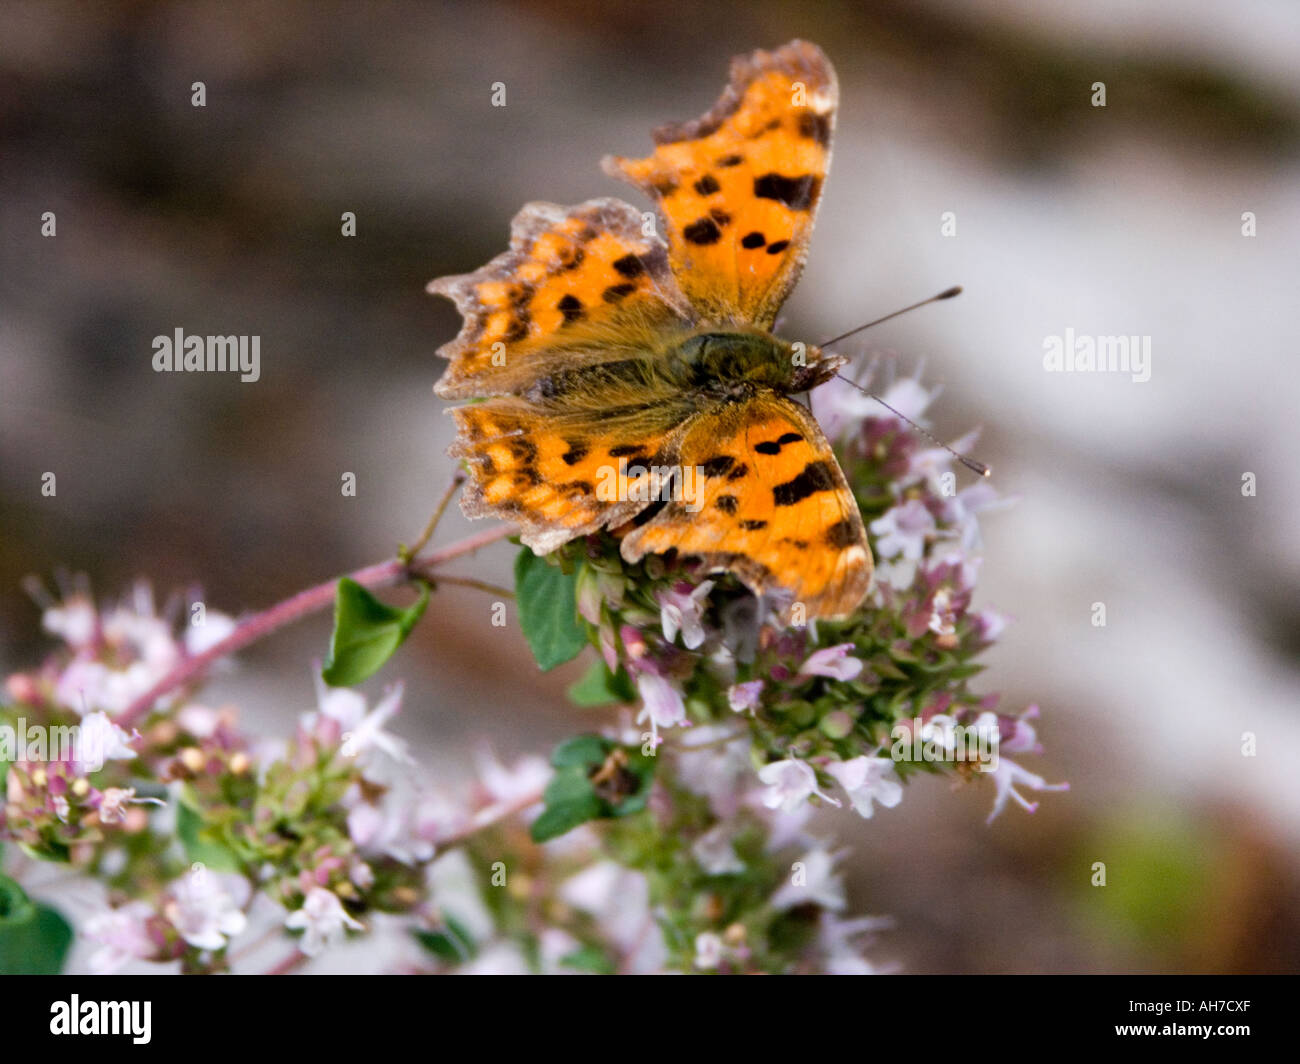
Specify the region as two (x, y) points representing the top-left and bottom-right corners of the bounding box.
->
(431, 41), (873, 621)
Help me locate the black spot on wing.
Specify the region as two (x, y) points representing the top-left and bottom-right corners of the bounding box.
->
(557, 294), (583, 323)
(602, 283), (637, 303)
(753, 173), (821, 211)
(683, 217), (722, 245)
(611, 254), (646, 279)
(693, 174), (721, 196)
(797, 112), (831, 145)
(700, 455), (735, 477)
(561, 443), (588, 466)
(741, 231), (766, 249)
(773, 461), (836, 506)
(716, 154), (744, 167)
(765, 240), (790, 255)
(715, 494), (738, 514)
(824, 519), (861, 549)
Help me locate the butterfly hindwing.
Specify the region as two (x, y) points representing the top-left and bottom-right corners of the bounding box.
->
(452, 397), (697, 554)
(619, 396), (871, 621)
(603, 39), (836, 329)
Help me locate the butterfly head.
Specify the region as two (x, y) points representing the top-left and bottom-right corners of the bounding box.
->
(671, 329), (844, 397)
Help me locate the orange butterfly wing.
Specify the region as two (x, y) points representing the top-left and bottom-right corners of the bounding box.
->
(430, 198), (691, 399)
(603, 39), (836, 329)
(619, 396), (871, 621)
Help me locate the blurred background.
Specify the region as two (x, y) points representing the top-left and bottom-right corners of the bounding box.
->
(2, 0), (1298, 973)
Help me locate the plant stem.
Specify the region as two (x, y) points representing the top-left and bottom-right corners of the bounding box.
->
(434, 786), (546, 849)
(118, 524), (514, 728)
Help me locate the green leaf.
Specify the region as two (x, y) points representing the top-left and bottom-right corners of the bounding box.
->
(0, 875), (73, 975)
(567, 661), (637, 707)
(514, 549), (587, 671)
(559, 945), (616, 974)
(530, 735), (657, 842)
(550, 734), (614, 770)
(530, 794), (606, 843)
(413, 916), (477, 963)
(322, 577), (430, 686)
(176, 800), (243, 873)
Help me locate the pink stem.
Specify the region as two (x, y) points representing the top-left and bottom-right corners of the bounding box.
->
(118, 524), (513, 728)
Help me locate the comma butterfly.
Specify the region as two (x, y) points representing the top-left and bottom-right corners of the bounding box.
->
(429, 40), (872, 622)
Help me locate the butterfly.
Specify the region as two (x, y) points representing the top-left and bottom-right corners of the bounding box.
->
(429, 40), (871, 622)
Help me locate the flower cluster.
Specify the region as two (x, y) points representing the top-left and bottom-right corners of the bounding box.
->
(558, 373), (1064, 826)
(0, 372), (1062, 975)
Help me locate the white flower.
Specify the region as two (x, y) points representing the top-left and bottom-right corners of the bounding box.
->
(757, 758), (840, 814)
(52, 794), (70, 822)
(827, 757), (903, 819)
(84, 901), (156, 973)
(770, 847), (846, 912)
(183, 610), (237, 656)
(692, 824), (745, 875)
(941, 480), (1015, 551)
(475, 750), (552, 808)
(972, 608), (1009, 642)
(919, 714), (960, 753)
(42, 595), (97, 648)
(676, 726), (752, 819)
(906, 427), (980, 493)
(876, 376), (938, 426)
(635, 671), (686, 747)
(559, 862), (662, 970)
(1002, 705), (1042, 755)
(797, 643), (864, 682)
(869, 499), (936, 562)
(812, 373), (882, 441)
(96, 786), (164, 825)
(284, 887), (363, 956)
(818, 912), (891, 975)
(727, 680), (764, 714)
(164, 871), (248, 952)
(658, 580), (714, 650)
(986, 758), (1069, 823)
(694, 932), (725, 970)
(72, 711), (139, 773)
(310, 676), (410, 765)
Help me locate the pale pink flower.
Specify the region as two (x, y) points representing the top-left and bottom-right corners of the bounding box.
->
(635, 671), (686, 747)
(727, 680), (764, 714)
(757, 758), (840, 813)
(84, 901), (157, 973)
(770, 847), (846, 912)
(986, 758), (1069, 823)
(658, 580), (714, 650)
(164, 870), (248, 952)
(870, 499), (936, 562)
(798, 643), (864, 682)
(827, 757), (904, 819)
(285, 887), (364, 956)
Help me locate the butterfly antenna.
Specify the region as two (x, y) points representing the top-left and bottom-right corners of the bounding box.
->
(820, 285), (962, 349)
(833, 371), (989, 477)
(820, 284), (986, 477)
